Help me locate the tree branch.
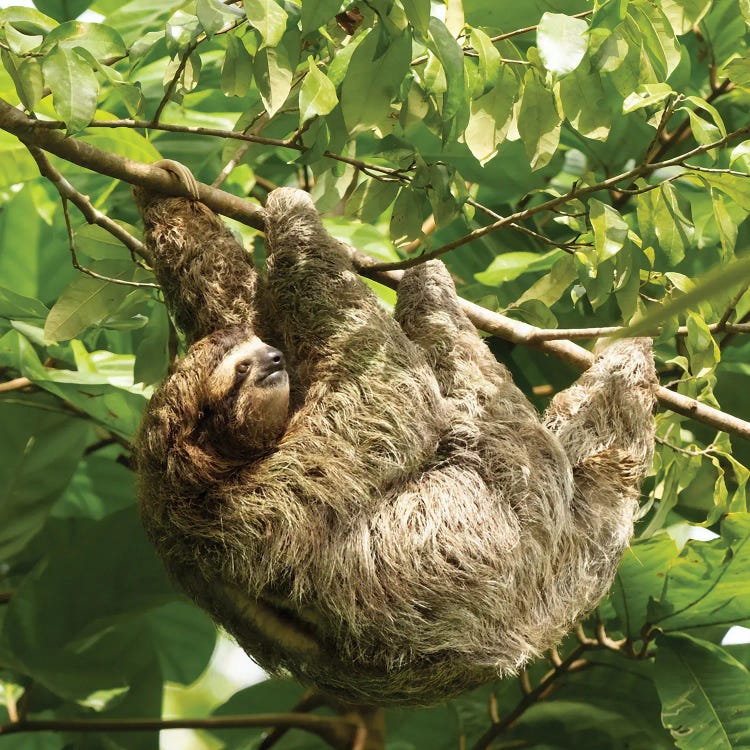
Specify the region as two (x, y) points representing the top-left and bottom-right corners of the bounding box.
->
(0, 98), (748, 441)
(0, 713), (358, 749)
(25, 146), (147, 262)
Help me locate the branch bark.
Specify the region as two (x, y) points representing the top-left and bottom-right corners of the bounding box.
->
(1, 98), (749, 441)
(0, 714), (358, 749)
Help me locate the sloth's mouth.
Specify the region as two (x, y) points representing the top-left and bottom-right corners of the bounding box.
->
(257, 368), (288, 388)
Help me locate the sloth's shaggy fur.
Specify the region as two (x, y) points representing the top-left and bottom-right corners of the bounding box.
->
(135, 186), (657, 706)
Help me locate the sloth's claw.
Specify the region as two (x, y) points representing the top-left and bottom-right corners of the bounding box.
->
(153, 159), (201, 200)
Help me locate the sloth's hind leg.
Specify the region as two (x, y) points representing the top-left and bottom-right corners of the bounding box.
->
(543, 339), (657, 552)
(544, 338), (657, 475)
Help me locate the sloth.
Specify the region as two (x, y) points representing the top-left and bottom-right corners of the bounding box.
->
(134, 172), (656, 706)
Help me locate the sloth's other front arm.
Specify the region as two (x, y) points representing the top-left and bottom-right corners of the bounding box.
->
(134, 165), (260, 344)
(262, 187), (403, 375)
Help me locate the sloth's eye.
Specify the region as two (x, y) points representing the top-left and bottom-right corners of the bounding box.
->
(235, 361), (251, 375)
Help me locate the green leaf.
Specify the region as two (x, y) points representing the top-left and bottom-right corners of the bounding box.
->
(165, 9), (200, 56)
(0, 402), (89, 561)
(622, 82), (675, 113)
(625, 254), (750, 338)
(650, 513), (750, 631)
(402, 0), (430, 37)
(389, 188), (425, 249)
(145, 602), (216, 684)
(685, 312), (719, 377)
(253, 35), (297, 117)
(0, 6), (57, 34)
(1, 50), (44, 111)
(0, 287), (48, 323)
(427, 16), (466, 134)
(611, 535), (680, 639)
(346, 178), (399, 223)
(134, 302), (170, 386)
(712, 192), (738, 261)
(590, 199), (628, 261)
(42, 45), (98, 134)
(517, 69), (561, 170)
(469, 26), (501, 91)
(559, 61), (611, 140)
(74, 223), (139, 261)
(476, 250), (563, 285)
(44, 260), (138, 342)
(515, 254), (577, 306)
(4, 23), (42, 55)
(301, 0), (341, 35)
(654, 182), (693, 265)
(341, 28), (411, 135)
(196, 0), (243, 36)
(537, 12), (589, 76)
(464, 66), (516, 164)
(299, 57), (338, 126)
(0, 509), (175, 699)
(655, 633), (750, 750)
(244, 0), (288, 48)
(32, 0), (91, 23)
(660, 0), (712, 35)
(629, 1), (681, 79)
(222, 33), (253, 97)
(466, 96), (513, 168)
(40, 22), (126, 60)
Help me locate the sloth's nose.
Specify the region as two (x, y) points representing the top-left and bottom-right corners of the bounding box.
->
(263, 346), (285, 371)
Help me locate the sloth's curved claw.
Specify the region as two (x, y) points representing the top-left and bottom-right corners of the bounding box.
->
(153, 159), (201, 200)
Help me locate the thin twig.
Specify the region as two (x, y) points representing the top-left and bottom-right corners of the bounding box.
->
(59, 196), (159, 289)
(153, 41), (200, 124)
(471, 644), (588, 750)
(490, 10), (593, 42)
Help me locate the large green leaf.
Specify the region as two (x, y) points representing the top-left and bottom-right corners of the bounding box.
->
(42, 45), (98, 134)
(253, 31), (297, 116)
(301, 0), (341, 35)
(43, 260), (140, 342)
(427, 16), (466, 136)
(341, 27), (411, 134)
(517, 69), (562, 170)
(0, 509), (176, 699)
(0, 402), (89, 561)
(221, 33), (253, 97)
(655, 634), (750, 750)
(40, 21), (126, 60)
(537, 12), (589, 76)
(611, 535), (679, 639)
(299, 57), (338, 126)
(464, 65), (517, 164)
(244, 0), (288, 48)
(650, 514), (750, 632)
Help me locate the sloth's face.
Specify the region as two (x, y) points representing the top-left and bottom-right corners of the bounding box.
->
(203, 337), (290, 457)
